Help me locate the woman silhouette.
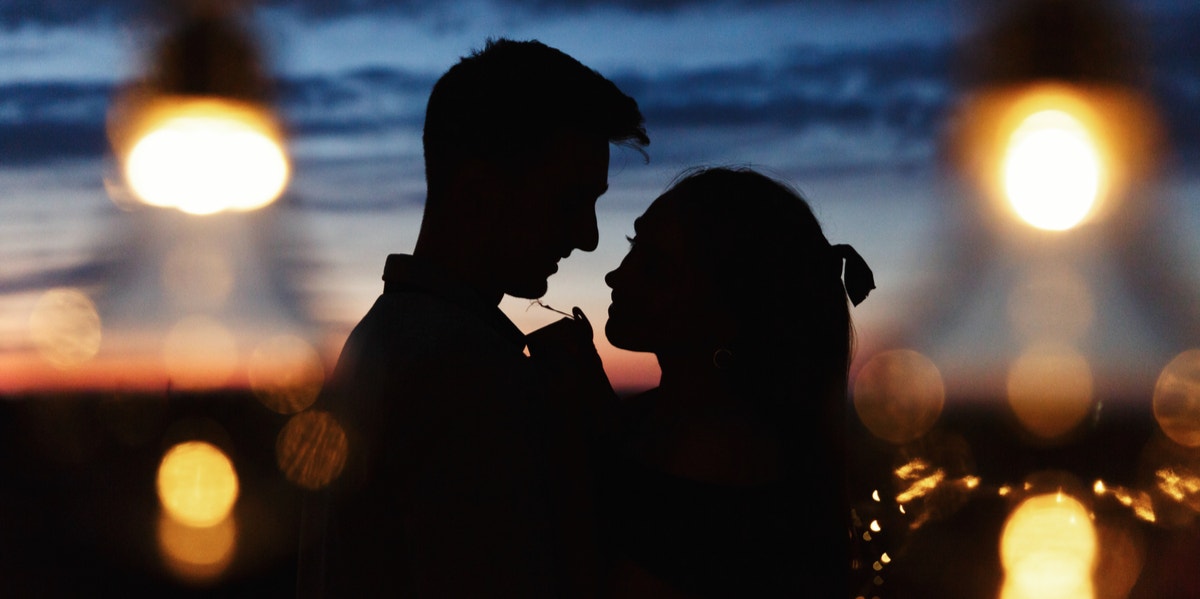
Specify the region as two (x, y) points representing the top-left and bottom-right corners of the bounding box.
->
(600, 167), (873, 598)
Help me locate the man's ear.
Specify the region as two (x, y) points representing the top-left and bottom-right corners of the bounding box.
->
(446, 158), (511, 218)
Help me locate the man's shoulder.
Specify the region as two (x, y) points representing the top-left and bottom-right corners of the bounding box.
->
(333, 290), (527, 394)
(353, 289), (510, 352)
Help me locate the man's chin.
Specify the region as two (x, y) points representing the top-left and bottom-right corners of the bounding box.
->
(506, 279), (550, 301)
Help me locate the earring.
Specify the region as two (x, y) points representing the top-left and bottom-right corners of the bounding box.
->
(712, 348), (735, 370)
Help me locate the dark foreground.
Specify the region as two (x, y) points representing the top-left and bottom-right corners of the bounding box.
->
(0, 389), (1196, 598)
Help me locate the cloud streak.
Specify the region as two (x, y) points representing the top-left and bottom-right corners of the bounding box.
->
(0, 0), (951, 27)
(0, 8), (1196, 173)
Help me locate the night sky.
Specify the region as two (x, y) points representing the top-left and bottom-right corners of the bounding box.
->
(1, 0), (1198, 393)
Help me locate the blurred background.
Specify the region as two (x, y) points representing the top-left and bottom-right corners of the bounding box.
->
(0, 0), (1198, 596)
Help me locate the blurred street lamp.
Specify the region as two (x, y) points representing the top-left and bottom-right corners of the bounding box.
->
(107, 3), (290, 215)
(888, 0), (1192, 403)
(949, 0), (1161, 233)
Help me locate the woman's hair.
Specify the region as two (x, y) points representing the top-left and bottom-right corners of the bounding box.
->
(661, 166), (853, 460)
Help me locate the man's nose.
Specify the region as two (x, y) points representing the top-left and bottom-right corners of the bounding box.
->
(573, 207), (599, 252)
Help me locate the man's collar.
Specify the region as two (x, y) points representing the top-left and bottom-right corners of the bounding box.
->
(382, 254), (526, 349)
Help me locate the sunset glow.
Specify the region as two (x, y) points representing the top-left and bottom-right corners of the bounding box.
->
(162, 316), (240, 390)
(248, 335), (325, 414)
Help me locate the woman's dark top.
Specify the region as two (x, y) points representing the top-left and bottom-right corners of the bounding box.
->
(600, 390), (847, 598)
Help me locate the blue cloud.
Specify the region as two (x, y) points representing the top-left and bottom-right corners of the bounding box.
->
(0, 25), (1195, 171)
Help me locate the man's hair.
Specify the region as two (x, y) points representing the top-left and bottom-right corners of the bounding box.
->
(422, 38), (648, 204)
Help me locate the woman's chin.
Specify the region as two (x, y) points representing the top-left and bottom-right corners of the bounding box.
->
(604, 321), (645, 352)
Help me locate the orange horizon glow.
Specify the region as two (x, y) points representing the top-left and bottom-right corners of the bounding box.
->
(0, 333), (660, 396)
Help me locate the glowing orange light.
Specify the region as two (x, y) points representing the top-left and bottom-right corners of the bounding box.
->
(248, 335), (325, 414)
(119, 96), (289, 215)
(28, 288), (102, 370)
(1152, 349), (1200, 448)
(950, 83), (1159, 233)
(1155, 467), (1200, 512)
(276, 410), (349, 490)
(157, 441), (239, 527)
(1007, 346), (1094, 440)
(157, 512), (236, 583)
(895, 469), (945, 505)
(1000, 493), (1096, 599)
(1003, 109), (1101, 231)
(162, 316), (239, 389)
(853, 349), (945, 444)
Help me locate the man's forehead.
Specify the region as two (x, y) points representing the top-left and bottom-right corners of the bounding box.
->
(535, 131), (609, 183)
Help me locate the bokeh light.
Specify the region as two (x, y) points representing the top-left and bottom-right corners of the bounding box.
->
(157, 511), (236, 584)
(1007, 346), (1094, 440)
(1003, 109), (1101, 231)
(1136, 434), (1197, 527)
(1155, 466), (1200, 514)
(894, 458), (945, 505)
(1152, 349), (1200, 448)
(28, 288), (102, 370)
(121, 97), (289, 215)
(157, 441), (239, 527)
(1000, 493), (1096, 599)
(1092, 517), (1145, 599)
(162, 315), (239, 389)
(276, 410), (348, 490)
(853, 349), (945, 444)
(248, 335), (325, 414)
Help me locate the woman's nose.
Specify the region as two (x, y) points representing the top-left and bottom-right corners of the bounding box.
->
(604, 266), (620, 289)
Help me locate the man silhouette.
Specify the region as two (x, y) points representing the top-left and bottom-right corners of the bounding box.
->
(311, 39), (647, 598)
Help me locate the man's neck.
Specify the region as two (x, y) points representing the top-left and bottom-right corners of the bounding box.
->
(413, 233), (504, 306)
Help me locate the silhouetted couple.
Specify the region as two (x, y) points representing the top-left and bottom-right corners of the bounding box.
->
(313, 38), (873, 598)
